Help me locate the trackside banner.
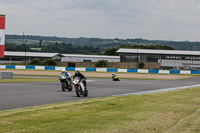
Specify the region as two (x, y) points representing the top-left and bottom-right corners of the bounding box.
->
(0, 14), (5, 57)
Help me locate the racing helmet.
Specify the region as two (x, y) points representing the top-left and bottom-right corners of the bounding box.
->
(75, 70), (80, 75)
(62, 69), (66, 73)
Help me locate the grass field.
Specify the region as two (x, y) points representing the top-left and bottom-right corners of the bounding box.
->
(0, 77), (58, 83)
(1, 86), (200, 133)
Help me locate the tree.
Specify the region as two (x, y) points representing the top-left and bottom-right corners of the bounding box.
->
(42, 59), (57, 66)
(29, 58), (40, 65)
(5, 43), (16, 51)
(95, 60), (107, 67)
(103, 47), (119, 55)
(138, 62), (145, 69)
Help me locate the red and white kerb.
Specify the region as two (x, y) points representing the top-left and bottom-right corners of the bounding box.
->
(0, 14), (5, 57)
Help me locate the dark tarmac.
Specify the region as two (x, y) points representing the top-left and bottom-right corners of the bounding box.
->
(0, 76), (200, 111)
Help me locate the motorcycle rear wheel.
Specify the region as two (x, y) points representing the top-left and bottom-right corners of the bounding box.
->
(68, 81), (72, 91)
(68, 85), (72, 91)
(83, 90), (88, 97)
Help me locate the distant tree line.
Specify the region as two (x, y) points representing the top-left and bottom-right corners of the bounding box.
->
(5, 42), (101, 54)
(5, 34), (200, 51)
(5, 41), (175, 56)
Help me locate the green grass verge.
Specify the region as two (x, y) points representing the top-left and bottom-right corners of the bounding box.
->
(1, 87), (200, 132)
(0, 77), (59, 83)
(12, 74), (193, 80)
(1, 69), (198, 80)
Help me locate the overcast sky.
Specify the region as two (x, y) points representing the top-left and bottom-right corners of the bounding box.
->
(1, 0), (200, 41)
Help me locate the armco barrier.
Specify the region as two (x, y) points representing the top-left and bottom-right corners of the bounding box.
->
(191, 71), (200, 74)
(86, 68), (96, 71)
(45, 66), (55, 70)
(66, 67), (75, 71)
(170, 70), (180, 74)
(0, 65), (200, 74)
(118, 69), (127, 72)
(138, 69), (148, 73)
(6, 65), (15, 69)
(96, 68), (107, 72)
(35, 66), (45, 70)
(75, 67), (86, 71)
(26, 66), (35, 69)
(0, 65), (5, 69)
(107, 68), (118, 72)
(16, 65), (26, 69)
(180, 70), (191, 74)
(149, 70), (159, 74)
(159, 70), (170, 74)
(127, 69), (137, 73)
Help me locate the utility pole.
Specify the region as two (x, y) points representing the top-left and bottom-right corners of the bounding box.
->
(23, 32), (26, 66)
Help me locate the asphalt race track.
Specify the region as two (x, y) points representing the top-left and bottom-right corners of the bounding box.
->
(1, 76), (200, 111)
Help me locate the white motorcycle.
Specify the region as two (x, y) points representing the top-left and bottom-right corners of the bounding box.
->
(59, 75), (72, 92)
(73, 77), (88, 97)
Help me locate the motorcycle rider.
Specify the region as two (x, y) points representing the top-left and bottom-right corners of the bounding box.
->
(61, 69), (72, 84)
(111, 73), (120, 81)
(73, 70), (87, 89)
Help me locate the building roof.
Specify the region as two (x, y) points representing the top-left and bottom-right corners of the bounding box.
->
(4, 51), (119, 59)
(116, 48), (200, 56)
(62, 54), (119, 59)
(4, 51), (60, 58)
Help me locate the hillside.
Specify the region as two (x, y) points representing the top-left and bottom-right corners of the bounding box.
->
(5, 34), (200, 51)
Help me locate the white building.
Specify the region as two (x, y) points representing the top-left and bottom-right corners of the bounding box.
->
(0, 51), (61, 64)
(0, 51), (119, 64)
(117, 48), (200, 70)
(61, 54), (119, 62)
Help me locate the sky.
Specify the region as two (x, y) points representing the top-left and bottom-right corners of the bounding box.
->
(1, 0), (200, 41)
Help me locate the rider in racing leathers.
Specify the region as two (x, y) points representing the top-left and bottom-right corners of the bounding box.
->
(111, 73), (116, 79)
(73, 70), (87, 89)
(61, 69), (72, 84)
(111, 73), (120, 81)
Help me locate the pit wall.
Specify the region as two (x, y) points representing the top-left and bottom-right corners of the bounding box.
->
(0, 65), (200, 74)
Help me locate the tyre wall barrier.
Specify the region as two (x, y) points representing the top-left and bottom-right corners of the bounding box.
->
(0, 65), (199, 74)
(0, 72), (13, 79)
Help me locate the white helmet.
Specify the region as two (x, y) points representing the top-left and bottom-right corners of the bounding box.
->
(62, 69), (66, 72)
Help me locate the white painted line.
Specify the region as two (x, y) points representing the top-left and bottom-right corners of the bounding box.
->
(86, 80), (95, 83)
(112, 84), (200, 96)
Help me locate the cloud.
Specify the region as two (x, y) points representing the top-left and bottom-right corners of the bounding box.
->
(0, 0), (200, 41)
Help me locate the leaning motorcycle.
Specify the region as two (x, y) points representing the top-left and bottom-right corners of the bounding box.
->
(59, 75), (72, 91)
(73, 77), (88, 97)
(112, 75), (120, 81)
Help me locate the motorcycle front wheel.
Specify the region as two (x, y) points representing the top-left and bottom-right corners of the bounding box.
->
(61, 82), (66, 91)
(75, 86), (81, 97)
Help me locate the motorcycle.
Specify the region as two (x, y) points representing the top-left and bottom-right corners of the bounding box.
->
(111, 75), (120, 81)
(59, 75), (72, 91)
(73, 77), (88, 97)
